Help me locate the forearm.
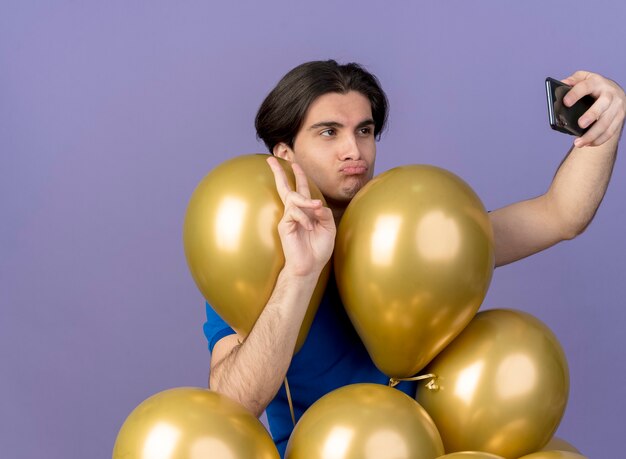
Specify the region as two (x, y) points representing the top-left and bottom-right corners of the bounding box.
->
(546, 131), (620, 238)
(491, 133), (621, 267)
(209, 156), (335, 416)
(209, 268), (321, 417)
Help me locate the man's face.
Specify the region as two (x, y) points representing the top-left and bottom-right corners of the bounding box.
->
(275, 91), (377, 208)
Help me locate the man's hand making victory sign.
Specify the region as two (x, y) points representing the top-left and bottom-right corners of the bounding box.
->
(266, 156), (336, 278)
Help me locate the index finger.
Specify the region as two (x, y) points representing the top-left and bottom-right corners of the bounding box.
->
(291, 162), (312, 199)
(563, 79), (593, 107)
(266, 156), (293, 203)
(561, 70), (592, 86)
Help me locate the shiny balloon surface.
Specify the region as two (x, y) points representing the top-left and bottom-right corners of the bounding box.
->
(539, 437), (580, 454)
(184, 154), (329, 351)
(113, 387), (279, 459)
(517, 452), (587, 459)
(437, 453), (505, 459)
(416, 309), (569, 459)
(285, 383), (444, 459)
(335, 165), (494, 378)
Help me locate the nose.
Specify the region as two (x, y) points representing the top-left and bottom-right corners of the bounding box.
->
(338, 134), (361, 161)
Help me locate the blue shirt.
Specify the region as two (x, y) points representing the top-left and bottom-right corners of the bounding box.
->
(203, 276), (417, 457)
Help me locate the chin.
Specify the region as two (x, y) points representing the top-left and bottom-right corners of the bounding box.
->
(336, 185), (363, 203)
(344, 177), (370, 197)
(323, 177), (370, 205)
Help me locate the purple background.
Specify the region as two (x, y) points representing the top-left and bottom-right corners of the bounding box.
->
(2, 2), (625, 457)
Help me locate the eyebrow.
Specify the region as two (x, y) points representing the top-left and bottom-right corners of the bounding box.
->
(307, 118), (375, 131)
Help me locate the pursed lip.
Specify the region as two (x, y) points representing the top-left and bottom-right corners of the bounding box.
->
(340, 162), (369, 176)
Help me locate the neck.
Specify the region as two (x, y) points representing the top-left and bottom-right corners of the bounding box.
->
(325, 197), (348, 227)
(331, 206), (344, 227)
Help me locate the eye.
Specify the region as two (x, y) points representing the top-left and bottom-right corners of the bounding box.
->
(358, 126), (373, 136)
(321, 128), (336, 137)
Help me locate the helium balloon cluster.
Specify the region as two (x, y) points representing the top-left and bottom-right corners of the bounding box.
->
(330, 164), (573, 458)
(113, 155), (585, 458)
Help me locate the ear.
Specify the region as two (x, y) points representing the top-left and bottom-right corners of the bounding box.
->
(272, 142), (295, 162)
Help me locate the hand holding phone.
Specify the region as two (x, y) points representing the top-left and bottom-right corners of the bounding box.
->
(546, 77), (596, 137)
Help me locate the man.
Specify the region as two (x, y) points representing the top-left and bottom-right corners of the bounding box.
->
(203, 60), (624, 455)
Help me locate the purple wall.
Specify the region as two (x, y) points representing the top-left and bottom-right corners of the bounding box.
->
(2, 2), (625, 457)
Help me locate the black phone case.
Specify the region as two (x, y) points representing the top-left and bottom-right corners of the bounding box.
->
(545, 77), (596, 137)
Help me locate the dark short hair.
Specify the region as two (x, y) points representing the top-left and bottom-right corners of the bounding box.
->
(255, 60), (388, 153)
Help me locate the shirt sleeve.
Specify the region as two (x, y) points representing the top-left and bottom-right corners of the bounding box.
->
(203, 302), (235, 353)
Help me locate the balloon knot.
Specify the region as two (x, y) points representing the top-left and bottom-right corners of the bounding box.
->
(425, 378), (440, 391)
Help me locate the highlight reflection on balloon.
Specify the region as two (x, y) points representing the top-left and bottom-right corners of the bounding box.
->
(416, 309), (569, 459)
(517, 452), (587, 459)
(113, 387), (279, 459)
(285, 384), (444, 459)
(335, 165), (494, 378)
(183, 154), (329, 351)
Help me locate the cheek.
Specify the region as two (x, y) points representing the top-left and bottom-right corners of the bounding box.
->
(295, 161), (331, 191)
(365, 148), (376, 175)
(313, 172), (337, 194)
(361, 138), (376, 159)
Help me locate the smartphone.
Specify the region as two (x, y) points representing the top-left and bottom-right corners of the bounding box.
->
(545, 77), (596, 137)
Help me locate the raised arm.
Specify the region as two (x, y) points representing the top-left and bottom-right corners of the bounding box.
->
(208, 157), (336, 417)
(491, 71), (625, 267)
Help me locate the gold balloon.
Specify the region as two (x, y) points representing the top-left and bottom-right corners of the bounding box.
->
(416, 309), (569, 459)
(285, 383), (444, 459)
(437, 453), (506, 459)
(539, 437), (580, 454)
(334, 165), (494, 378)
(113, 387), (279, 458)
(184, 154), (329, 351)
(517, 452), (587, 459)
